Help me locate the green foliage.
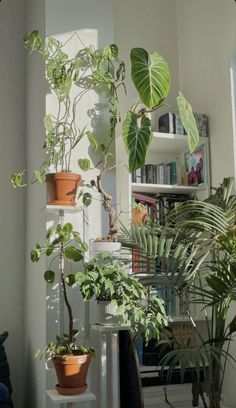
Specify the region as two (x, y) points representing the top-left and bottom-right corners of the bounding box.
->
(177, 92), (199, 153)
(36, 337), (95, 360)
(122, 112), (152, 172)
(31, 223), (94, 357)
(75, 255), (167, 342)
(122, 48), (199, 173)
(130, 48), (170, 109)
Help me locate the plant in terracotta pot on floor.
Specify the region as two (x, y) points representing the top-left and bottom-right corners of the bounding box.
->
(31, 222), (94, 395)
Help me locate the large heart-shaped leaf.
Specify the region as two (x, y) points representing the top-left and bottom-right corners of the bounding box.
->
(131, 48), (170, 109)
(177, 92), (199, 153)
(122, 112), (152, 172)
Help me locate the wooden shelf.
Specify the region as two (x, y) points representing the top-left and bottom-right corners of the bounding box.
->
(150, 132), (208, 155)
(131, 182), (207, 195)
(46, 389), (96, 404)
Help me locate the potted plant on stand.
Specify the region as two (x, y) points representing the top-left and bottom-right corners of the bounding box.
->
(31, 222), (94, 395)
(74, 253), (167, 334)
(11, 31), (124, 208)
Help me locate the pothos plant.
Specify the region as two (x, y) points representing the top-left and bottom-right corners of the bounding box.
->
(74, 254), (168, 343)
(31, 222), (94, 357)
(11, 30), (125, 208)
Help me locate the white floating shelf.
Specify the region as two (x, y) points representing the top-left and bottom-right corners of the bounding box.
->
(90, 324), (130, 332)
(131, 182), (207, 195)
(150, 132), (208, 155)
(46, 205), (82, 213)
(46, 389), (96, 404)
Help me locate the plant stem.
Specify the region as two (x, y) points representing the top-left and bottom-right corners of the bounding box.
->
(59, 247), (73, 342)
(97, 173), (118, 241)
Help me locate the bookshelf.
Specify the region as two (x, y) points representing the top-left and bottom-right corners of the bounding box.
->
(116, 131), (210, 381)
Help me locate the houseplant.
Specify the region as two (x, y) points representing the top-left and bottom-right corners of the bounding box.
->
(74, 253), (167, 341)
(11, 31), (125, 207)
(121, 178), (236, 408)
(84, 46), (200, 248)
(31, 222), (94, 395)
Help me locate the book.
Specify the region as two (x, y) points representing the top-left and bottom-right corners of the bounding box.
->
(175, 114), (186, 135)
(158, 112), (176, 134)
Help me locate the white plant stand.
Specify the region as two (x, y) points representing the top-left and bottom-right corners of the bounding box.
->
(46, 389), (96, 407)
(90, 324), (130, 408)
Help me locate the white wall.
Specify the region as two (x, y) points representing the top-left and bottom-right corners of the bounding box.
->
(24, 0), (46, 407)
(176, 1), (236, 405)
(0, 0), (26, 406)
(176, 0), (236, 186)
(114, 0), (179, 125)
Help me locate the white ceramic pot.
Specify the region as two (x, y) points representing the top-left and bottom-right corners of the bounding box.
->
(89, 241), (121, 260)
(95, 301), (122, 326)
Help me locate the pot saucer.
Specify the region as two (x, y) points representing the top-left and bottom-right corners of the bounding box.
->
(55, 384), (87, 395)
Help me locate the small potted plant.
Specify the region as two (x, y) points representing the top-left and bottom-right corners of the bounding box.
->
(75, 253), (167, 340)
(31, 222), (94, 395)
(11, 31), (124, 208)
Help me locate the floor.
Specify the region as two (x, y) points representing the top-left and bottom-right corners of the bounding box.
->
(143, 384), (204, 408)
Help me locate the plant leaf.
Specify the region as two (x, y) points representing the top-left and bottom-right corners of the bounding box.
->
(122, 112), (152, 172)
(44, 270), (55, 284)
(130, 48), (170, 109)
(177, 92), (199, 153)
(64, 246), (83, 262)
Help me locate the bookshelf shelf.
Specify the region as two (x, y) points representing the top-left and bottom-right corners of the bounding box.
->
(131, 182), (207, 195)
(150, 132), (208, 155)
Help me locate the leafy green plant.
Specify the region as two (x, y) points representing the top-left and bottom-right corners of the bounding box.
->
(121, 178), (236, 408)
(31, 222), (92, 355)
(74, 254), (167, 342)
(122, 48), (200, 172)
(11, 31), (125, 203)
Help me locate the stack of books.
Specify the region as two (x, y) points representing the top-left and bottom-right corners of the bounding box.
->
(132, 161), (177, 185)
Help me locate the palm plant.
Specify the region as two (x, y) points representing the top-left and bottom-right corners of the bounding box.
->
(120, 178), (236, 408)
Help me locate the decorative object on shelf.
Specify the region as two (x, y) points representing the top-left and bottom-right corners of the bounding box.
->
(31, 223), (94, 395)
(131, 197), (148, 227)
(75, 253), (167, 340)
(194, 113), (209, 138)
(158, 112), (176, 134)
(158, 177), (236, 408)
(184, 143), (207, 186)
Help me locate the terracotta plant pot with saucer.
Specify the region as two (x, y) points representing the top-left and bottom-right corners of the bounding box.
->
(53, 354), (92, 395)
(46, 172), (81, 206)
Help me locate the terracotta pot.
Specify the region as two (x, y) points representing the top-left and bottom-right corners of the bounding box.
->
(46, 172), (81, 206)
(53, 354), (92, 395)
(132, 208), (148, 226)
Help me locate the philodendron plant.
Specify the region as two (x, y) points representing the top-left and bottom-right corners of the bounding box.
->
(122, 48), (200, 172)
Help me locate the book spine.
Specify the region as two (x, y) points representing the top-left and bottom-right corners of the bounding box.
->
(146, 164), (155, 184)
(140, 166), (146, 183)
(135, 168), (141, 183)
(159, 164), (164, 184)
